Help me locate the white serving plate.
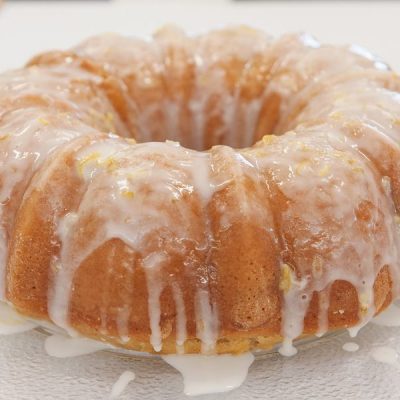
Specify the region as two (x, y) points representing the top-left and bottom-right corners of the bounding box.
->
(0, 322), (399, 399)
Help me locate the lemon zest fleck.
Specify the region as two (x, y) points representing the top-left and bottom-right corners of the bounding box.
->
(318, 164), (331, 177)
(346, 158), (356, 166)
(298, 142), (311, 152)
(360, 305), (368, 315)
(104, 112), (115, 131)
(359, 293), (370, 315)
(254, 150), (267, 157)
(333, 151), (344, 159)
(352, 166), (364, 173)
(126, 138), (137, 144)
(121, 189), (135, 199)
(77, 152), (101, 176)
(295, 159), (311, 175)
(329, 111), (343, 121)
(37, 117), (50, 126)
(105, 112), (114, 122)
(262, 135), (276, 145)
(279, 264), (292, 294)
(100, 157), (118, 172)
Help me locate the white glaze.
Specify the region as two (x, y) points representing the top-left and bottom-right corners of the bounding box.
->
(0, 302), (37, 335)
(162, 352), (255, 396)
(195, 289), (219, 354)
(44, 334), (109, 358)
(348, 326), (363, 338)
(171, 282), (187, 353)
(278, 338), (298, 357)
(256, 126), (399, 349)
(110, 370), (136, 399)
(342, 342), (360, 352)
(370, 346), (399, 366)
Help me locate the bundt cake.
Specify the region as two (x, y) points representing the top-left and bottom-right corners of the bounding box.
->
(1, 26), (400, 356)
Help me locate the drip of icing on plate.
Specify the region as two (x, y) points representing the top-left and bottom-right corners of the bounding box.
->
(161, 352), (255, 396)
(44, 334), (109, 358)
(0, 302), (37, 334)
(110, 371), (136, 399)
(342, 342), (360, 352)
(347, 326), (364, 338)
(278, 338), (298, 357)
(370, 346), (399, 366)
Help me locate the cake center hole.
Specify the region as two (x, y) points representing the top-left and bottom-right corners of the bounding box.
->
(134, 93), (281, 151)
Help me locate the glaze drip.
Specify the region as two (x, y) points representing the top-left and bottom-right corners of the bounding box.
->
(162, 352), (255, 396)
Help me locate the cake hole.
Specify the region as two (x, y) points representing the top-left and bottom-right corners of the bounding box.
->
(133, 94), (282, 151)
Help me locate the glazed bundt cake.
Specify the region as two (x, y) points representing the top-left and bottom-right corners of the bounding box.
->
(1, 26), (400, 355)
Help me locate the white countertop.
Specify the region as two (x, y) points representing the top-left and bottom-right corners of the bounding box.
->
(0, 0), (399, 72)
